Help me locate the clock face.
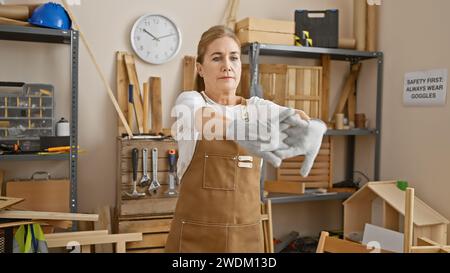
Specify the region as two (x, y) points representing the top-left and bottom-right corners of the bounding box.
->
(130, 14), (182, 64)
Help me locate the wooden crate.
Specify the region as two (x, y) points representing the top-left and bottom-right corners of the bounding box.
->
(239, 65), (323, 119)
(276, 136), (333, 189)
(239, 64), (287, 106)
(118, 214), (173, 253)
(236, 17), (295, 46)
(117, 138), (178, 217)
(286, 66), (323, 119)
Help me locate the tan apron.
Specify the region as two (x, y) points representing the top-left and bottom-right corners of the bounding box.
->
(165, 97), (264, 253)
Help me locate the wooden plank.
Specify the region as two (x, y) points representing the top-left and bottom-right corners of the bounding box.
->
(321, 55), (331, 121)
(120, 197), (177, 216)
(0, 196), (24, 210)
(264, 181), (305, 195)
(47, 233), (143, 249)
(183, 56), (197, 91)
(333, 63), (361, 119)
(127, 233), (168, 249)
(116, 52), (128, 136)
(0, 210), (98, 221)
(143, 82), (150, 134)
(119, 218), (172, 234)
(347, 79), (356, 126)
(0, 220), (34, 228)
(94, 206), (113, 253)
(404, 188), (414, 253)
(324, 236), (376, 253)
(280, 155), (330, 164)
(6, 180), (70, 212)
(316, 231), (328, 253)
(150, 77), (162, 135)
(266, 200), (274, 253)
(278, 168), (329, 176)
(411, 246), (444, 253)
(417, 237), (440, 247)
(128, 248), (166, 253)
(124, 53), (144, 133)
(236, 17), (295, 34)
(277, 175), (329, 183)
(120, 139), (177, 157)
(118, 214), (173, 222)
(45, 230), (109, 240)
(237, 30), (294, 46)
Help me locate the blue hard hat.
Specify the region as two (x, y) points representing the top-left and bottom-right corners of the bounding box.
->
(28, 2), (71, 30)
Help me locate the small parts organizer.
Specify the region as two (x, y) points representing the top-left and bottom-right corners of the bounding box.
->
(0, 82), (54, 152)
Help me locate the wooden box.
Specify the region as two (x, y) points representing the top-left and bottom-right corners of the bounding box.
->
(6, 178), (70, 212)
(117, 138), (178, 217)
(118, 214), (172, 253)
(276, 136), (333, 189)
(236, 17), (295, 46)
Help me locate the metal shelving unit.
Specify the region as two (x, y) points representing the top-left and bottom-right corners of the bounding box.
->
(0, 25), (79, 214)
(243, 42), (383, 204)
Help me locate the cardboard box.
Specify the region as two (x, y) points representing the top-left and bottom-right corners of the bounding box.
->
(235, 17), (295, 46)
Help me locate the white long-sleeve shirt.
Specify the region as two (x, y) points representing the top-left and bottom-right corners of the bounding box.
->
(174, 91), (278, 180)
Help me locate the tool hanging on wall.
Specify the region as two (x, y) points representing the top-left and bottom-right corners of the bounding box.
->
(61, 0), (133, 137)
(139, 148), (150, 187)
(125, 148), (145, 198)
(148, 148), (161, 195)
(165, 149), (178, 196)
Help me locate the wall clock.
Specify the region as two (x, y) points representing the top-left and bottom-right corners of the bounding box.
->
(130, 14), (182, 64)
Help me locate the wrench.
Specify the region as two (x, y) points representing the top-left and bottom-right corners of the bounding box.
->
(148, 148), (161, 194)
(139, 148), (150, 187)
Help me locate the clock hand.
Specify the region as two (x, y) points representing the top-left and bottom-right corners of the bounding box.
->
(143, 29), (160, 41)
(158, 33), (175, 39)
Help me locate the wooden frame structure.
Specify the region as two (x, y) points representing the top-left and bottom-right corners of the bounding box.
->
(343, 181), (449, 245)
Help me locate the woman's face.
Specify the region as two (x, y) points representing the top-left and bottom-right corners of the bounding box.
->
(197, 36), (241, 94)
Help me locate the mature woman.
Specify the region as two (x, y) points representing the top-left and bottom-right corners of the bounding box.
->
(165, 25), (325, 253)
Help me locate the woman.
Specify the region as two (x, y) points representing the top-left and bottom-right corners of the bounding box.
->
(165, 25), (316, 253)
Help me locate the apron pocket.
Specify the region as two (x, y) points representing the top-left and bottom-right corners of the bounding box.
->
(227, 221), (264, 253)
(202, 153), (237, 191)
(179, 220), (227, 253)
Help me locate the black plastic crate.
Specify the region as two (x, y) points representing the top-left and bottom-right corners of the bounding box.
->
(295, 9), (339, 48)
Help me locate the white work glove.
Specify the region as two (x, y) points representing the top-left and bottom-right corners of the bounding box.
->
(227, 104), (296, 149)
(275, 116), (327, 177)
(226, 103), (297, 167)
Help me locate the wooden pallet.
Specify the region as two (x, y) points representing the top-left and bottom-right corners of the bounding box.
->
(117, 138), (178, 217)
(276, 136), (333, 189)
(285, 66), (322, 119)
(239, 64), (322, 119)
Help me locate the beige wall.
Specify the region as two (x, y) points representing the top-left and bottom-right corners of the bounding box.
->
(1, 0), (449, 242)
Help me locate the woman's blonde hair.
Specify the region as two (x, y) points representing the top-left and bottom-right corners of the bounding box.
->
(195, 25), (241, 91)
